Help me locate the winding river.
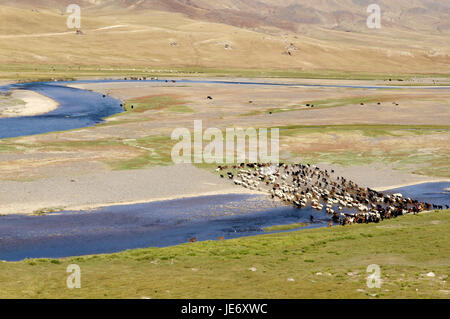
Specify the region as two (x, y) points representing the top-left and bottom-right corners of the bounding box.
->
(0, 82), (123, 139)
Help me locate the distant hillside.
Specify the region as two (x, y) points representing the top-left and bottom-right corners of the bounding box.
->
(0, 0), (448, 74)
(3, 0), (448, 33)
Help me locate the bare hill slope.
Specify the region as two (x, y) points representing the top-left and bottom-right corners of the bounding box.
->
(0, 0), (448, 74)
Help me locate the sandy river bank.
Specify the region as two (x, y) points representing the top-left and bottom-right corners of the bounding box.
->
(0, 162), (447, 216)
(0, 164), (260, 215)
(0, 90), (59, 118)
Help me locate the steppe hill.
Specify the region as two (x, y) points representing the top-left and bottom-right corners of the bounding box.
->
(0, 0), (449, 75)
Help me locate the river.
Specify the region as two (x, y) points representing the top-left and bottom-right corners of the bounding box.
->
(1, 79), (449, 139)
(0, 182), (448, 261)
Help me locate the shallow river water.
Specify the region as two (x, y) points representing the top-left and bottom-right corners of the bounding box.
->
(0, 182), (448, 261)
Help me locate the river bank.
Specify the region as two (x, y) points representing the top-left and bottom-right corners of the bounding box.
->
(0, 182), (448, 261)
(0, 164), (261, 216)
(0, 162), (447, 216)
(0, 90), (59, 118)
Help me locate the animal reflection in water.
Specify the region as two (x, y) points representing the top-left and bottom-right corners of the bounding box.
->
(218, 163), (446, 226)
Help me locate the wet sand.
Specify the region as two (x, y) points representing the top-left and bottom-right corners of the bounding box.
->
(0, 90), (59, 118)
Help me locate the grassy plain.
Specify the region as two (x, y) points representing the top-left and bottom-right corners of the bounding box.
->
(3, 63), (450, 82)
(0, 210), (448, 299)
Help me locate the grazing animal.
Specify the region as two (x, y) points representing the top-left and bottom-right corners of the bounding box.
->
(207, 96), (213, 100)
(189, 237), (196, 243)
(218, 236), (224, 241)
(220, 162), (439, 228)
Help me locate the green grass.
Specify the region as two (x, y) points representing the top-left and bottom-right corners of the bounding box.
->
(180, 124), (450, 179)
(0, 139), (124, 153)
(32, 207), (65, 216)
(277, 124), (450, 178)
(102, 95), (192, 125)
(99, 117), (153, 127)
(0, 94), (25, 106)
(241, 95), (449, 116)
(290, 151), (386, 167)
(107, 135), (175, 170)
(299, 96), (391, 110)
(240, 110), (263, 117)
(131, 125), (449, 177)
(123, 95), (187, 113)
(279, 124), (450, 136)
(386, 83), (450, 87)
(0, 134), (176, 171)
(280, 124), (450, 142)
(1, 64), (449, 82)
(167, 105), (194, 113)
(0, 94), (26, 116)
(1, 124), (448, 178)
(260, 96), (405, 116)
(264, 223), (307, 232)
(0, 91), (184, 170)
(0, 210), (448, 299)
(0, 143), (19, 153)
(286, 150), (450, 174)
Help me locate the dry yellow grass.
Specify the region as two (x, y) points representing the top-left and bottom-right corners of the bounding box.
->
(0, 4), (448, 74)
